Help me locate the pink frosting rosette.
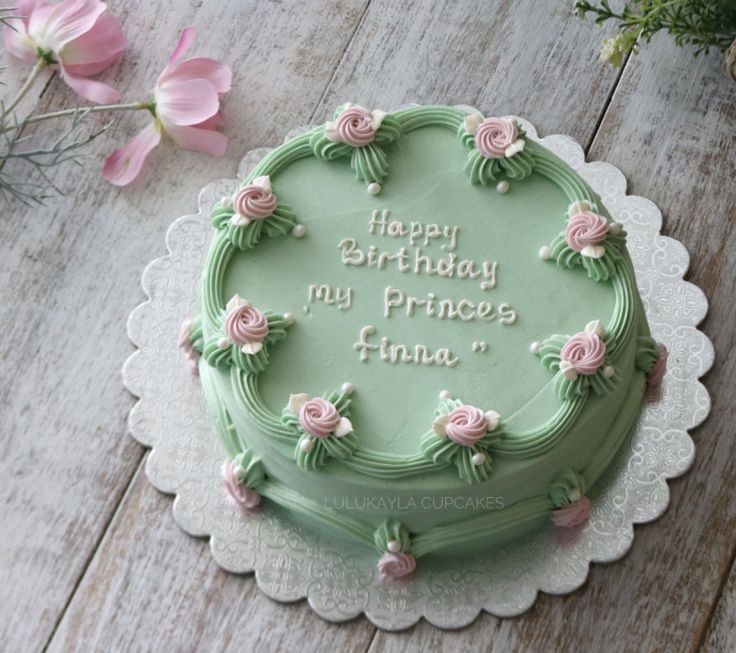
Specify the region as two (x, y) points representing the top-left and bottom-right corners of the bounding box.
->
(552, 496), (591, 528)
(645, 344), (668, 401)
(566, 211), (609, 257)
(232, 175), (277, 221)
(560, 328), (606, 379)
(433, 404), (500, 447)
(377, 552), (416, 579)
(224, 295), (269, 353)
(221, 459), (261, 510)
(324, 104), (386, 147)
(288, 393), (353, 439)
(474, 117), (519, 159)
(177, 318), (199, 377)
(299, 397), (341, 438)
(445, 406), (489, 446)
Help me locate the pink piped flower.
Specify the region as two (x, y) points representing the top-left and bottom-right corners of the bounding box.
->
(566, 204), (610, 258)
(645, 343), (668, 402)
(552, 496), (592, 528)
(223, 295), (268, 354)
(288, 394), (353, 438)
(103, 26), (231, 186)
(177, 318), (199, 377)
(324, 104), (386, 147)
(559, 320), (607, 380)
(377, 552), (416, 579)
(464, 114), (525, 159)
(230, 175), (277, 226)
(3, 0), (127, 103)
(433, 405), (500, 447)
(221, 459), (261, 511)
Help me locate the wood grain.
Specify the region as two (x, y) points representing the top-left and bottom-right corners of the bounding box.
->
(0, 1), (370, 650)
(0, 0), (732, 650)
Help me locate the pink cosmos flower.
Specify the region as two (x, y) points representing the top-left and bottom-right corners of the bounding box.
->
(3, 0), (127, 103)
(103, 26), (231, 186)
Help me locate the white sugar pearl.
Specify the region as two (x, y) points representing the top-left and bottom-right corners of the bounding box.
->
(569, 488), (582, 502)
(604, 365), (615, 378)
(221, 196), (232, 208)
(292, 224), (306, 238)
(217, 336), (230, 349)
(367, 182), (382, 195)
(299, 438), (315, 453)
(439, 390), (451, 400)
(471, 452), (487, 466)
(496, 180), (509, 194)
(530, 341), (542, 355)
(283, 312), (295, 325)
(232, 465), (245, 481)
(538, 245), (552, 260)
(341, 382), (354, 395)
(387, 539), (401, 553)
(608, 221), (622, 234)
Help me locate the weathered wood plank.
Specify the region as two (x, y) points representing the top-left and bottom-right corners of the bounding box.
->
(370, 32), (735, 653)
(314, 0), (625, 144)
(46, 467), (376, 653)
(703, 556), (736, 652)
(0, 1), (370, 651)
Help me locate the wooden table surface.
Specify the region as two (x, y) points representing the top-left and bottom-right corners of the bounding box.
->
(1, 1), (734, 651)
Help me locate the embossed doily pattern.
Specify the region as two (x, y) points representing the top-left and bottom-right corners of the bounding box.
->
(123, 113), (713, 630)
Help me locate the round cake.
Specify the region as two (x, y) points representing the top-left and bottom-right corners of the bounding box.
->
(179, 104), (667, 578)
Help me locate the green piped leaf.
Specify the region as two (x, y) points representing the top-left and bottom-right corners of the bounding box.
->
(419, 397), (501, 483)
(549, 467), (586, 508)
(636, 335), (659, 372)
(281, 387), (356, 471)
(203, 310), (291, 374)
(212, 199), (298, 251)
(350, 142), (389, 183)
(373, 518), (411, 553)
(548, 227), (627, 283)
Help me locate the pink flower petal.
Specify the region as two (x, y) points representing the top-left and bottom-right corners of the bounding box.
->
(103, 122), (161, 186)
(156, 78), (219, 126)
(195, 110), (224, 130)
(166, 123), (228, 156)
(59, 61), (120, 103)
(60, 12), (127, 75)
(2, 19), (37, 63)
(160, 25), (196, 78)
(28, 0), (106, 51)
(158, 57), (231, 94)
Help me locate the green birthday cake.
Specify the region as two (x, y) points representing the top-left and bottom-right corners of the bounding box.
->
(179, 104), (667, 578)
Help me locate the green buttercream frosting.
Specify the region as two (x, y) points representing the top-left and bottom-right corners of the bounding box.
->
(232, 449), (266, 489)
(212, 199), (297, 251)
(549, 468), (587, 508)
(373, 519), (411, 553)
(636, 335), (659, 372)
(309, 104), (401, 184)
(203, 311), (290, 374)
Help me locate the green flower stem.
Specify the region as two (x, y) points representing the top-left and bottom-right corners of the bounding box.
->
(1, 102), (151, 134)
(3, 59), (46, 116)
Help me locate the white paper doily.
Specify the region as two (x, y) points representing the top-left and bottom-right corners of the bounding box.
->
(123, 114), (713, 630)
